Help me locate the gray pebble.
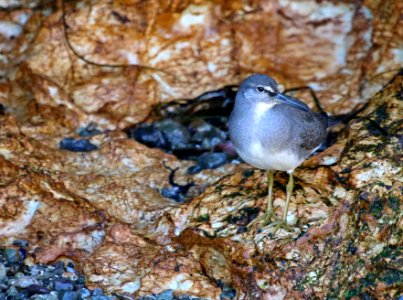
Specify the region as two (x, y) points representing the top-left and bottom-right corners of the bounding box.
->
(32, 291), (59, 300)
(114, 293), (135, 300)
(6, 286), (20, 298)
(186, 164), (203, 175)
(0, 282), (8, 290)
(4, 248), (20, 263)
(156, 119), (191, 149)
(156, 289), (174, 300)
(32, 266), (56, 280)
(0, 262), (6, 280)
(0, 246), (118, 300)
(28, 284), (51, 295)
(61, 291), (78, 300)
(198, 152), (228, 169)
(220, 284), (236, 299)
(92, 296), (114, 300)
(12, 239), (29, 248)
(12, 276), (40, 288)
(66, 267), (77, 274)
(77, 288), (91, 299)
(53, 279), (75, 291)
(140, 296), (156, 300)
(14, 271), (25, 279)
(190, 120), (227, 149)
(92, 287), (103, 296)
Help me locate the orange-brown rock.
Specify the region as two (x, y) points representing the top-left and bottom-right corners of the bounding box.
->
(0, 0), (399, 131)
(0, 1), (401, 299)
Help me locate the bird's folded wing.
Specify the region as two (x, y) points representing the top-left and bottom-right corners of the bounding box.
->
(299, 113), (328, 150)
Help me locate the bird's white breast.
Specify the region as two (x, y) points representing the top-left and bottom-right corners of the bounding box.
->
(238, 142), (303, 173)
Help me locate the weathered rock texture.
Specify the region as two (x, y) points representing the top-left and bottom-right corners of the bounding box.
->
(1, 1), (402, 129)
(0, 0), (402, 299)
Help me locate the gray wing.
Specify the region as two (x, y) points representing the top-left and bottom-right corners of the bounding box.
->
(298, 111), (328, 150)
(274, 104), (328, 151)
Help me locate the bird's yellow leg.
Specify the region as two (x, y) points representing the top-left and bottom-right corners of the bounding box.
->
(271, 172), (293, 232)
(248, 170), (276, 228)
(265, 169), (276, 221)
(283, 172), (293, 221)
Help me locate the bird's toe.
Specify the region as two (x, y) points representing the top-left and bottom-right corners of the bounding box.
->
(247, 210), (277, 229)
(270, 219), (293, 233)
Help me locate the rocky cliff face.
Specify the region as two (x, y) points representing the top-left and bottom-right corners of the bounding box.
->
(0, 0), (401, 299)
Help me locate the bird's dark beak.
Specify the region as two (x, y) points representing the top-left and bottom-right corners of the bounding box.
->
(274, 93), (310, 112)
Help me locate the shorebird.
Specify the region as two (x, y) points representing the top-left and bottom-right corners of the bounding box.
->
(229, 74), (328, 231)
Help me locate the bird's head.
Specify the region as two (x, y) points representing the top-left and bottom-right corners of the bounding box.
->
(237, 74), (310, 112)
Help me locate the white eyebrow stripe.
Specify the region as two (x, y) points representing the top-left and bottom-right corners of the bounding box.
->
(264, 86), (275, 93)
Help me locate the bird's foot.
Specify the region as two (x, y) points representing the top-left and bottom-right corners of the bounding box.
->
(270, 219), (292, 233)
(252, 219), (295, 242)
(247, 210), (276, 228)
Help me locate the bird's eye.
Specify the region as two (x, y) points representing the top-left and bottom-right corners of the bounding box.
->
(256, 86), (265, 93)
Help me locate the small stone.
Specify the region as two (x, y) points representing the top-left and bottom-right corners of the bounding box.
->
(189, 119), (213, 133)
(32, 291), (59, 300)
(61, 291), (78, 300)
(156, 289), (174, 300)
(53, 260), (65, 269)
(197, 152), (228, 169)
(28, 284), (51, 295)
(140, 296), (156, 300)
(30, 265), (54, 279)
(130, 125), (170, 149)
(4, 248), (20, 264)
(236, 226), (248, 234)
(92, 296), (112, 300)
(76, 276), (85, 285)
(18, 248), (27, 260)
(187, 165), (203, 175)
(220, 284), (236, 299)
(12, 240), (29, 248)
(189, 120), (227, 149)
(14, 271), (25, 279)
(66, 267), (76, 274)
(53, 279), (75, 291)
(0, 262), (6, 280)
(156, 119), (191, 149)
(53, 269), (64, 278)
(92, 287), (103, 296)
(0, 282), (8, 290)
(77, 288), (91, 299)
(13, 276), (40, 288)
(202, 133), (226, 149)
(6, 286), (20, 298)
(59, 138), (98, 152)
(114, 293), (135, 300)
